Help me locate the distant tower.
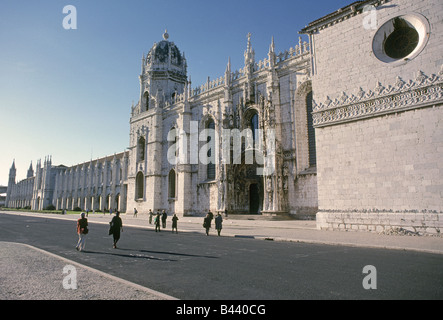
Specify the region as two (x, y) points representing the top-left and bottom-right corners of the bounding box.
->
(5, 160), (16, 207)
(27, 161), (34, 179)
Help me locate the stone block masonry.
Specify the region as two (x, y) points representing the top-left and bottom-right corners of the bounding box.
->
(316, 107), (443, 214)
(301, 0), (443, 234)
(317, 211), (443, 235)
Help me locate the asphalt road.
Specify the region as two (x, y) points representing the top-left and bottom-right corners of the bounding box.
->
(1, 213), (442, 300)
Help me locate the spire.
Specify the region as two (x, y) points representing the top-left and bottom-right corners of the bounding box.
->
(269, 36), (275, 53)
(9, 159), (16, 184)
(244, 32), (255, 72)
(268, 36), (276, 68)
(141, 52), (145, 74)
(27, 161), (34, 179)
(226, 57), (231, 73)
(225, 57), (232, 86)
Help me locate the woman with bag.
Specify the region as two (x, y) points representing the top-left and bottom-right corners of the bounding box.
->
(76, 212), (88, 251)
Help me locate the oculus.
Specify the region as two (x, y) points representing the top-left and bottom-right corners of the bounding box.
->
(372, 14), (429, 65)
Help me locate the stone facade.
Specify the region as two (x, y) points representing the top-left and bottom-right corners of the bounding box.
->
(301, 0), (443, 233)
(126, 31), (317, 217)
(6, 153), (128, 212)
(6, 31), (318, 218)
(52, 153), (129, 212)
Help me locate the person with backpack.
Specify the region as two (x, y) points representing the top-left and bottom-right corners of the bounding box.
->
(76, 212), (88, 251)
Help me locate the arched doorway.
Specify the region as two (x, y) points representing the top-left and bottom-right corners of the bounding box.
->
(249, 183), (260, 214)
(168, 169), (176, 214)
(228, 150), (263, 215)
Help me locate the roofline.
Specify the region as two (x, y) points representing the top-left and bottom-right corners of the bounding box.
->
(299, 0), (389, 34)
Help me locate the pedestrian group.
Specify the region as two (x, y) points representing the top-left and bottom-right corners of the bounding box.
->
(75, 208), (224, 252)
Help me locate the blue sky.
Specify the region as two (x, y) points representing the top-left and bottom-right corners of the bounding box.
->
(0, 0), (352, 185)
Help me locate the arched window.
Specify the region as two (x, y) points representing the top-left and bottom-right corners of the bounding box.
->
(137, 137), (145, 162)
(168, 169), (176, 198)
(167, 127), (178, 164)
(143, 92), (149, 111)
(136, 171), (144, 200)
(306, 91), (316, 167)
(206, 119), (216, 180)
(250, 113), (259, 141)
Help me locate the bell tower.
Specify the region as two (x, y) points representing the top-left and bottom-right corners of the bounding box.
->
(137, 30), (188, 113)
(128, 31), (188, 213)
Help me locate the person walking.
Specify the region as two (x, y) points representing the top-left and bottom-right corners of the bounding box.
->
(154, 212), (161, 232)
(215, 213), (223, 236)
(148, 209), (153, 224)
(133, 208), (138, 218)
(203, 213), (211, 236)
(161, 210), (167, 229)
(172, 213), (179, 234)
(76, 212), (88, 251)
(109, 211), (123, 249)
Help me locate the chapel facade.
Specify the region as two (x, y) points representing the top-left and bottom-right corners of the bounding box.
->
(301, 0), (443, 233)
(126, 31), (316, 217)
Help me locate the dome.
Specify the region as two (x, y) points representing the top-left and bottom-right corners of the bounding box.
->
(145, 30), (186, 72)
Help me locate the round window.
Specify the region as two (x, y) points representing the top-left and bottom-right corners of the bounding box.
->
(372, 14), (430, 65)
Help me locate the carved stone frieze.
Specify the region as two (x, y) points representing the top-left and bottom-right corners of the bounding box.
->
(312, 68), (443, 127)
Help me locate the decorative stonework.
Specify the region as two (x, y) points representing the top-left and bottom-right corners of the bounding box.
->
(312, 67), (443, 127)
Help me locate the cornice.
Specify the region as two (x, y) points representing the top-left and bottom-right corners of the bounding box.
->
(300, 0), (388, 34)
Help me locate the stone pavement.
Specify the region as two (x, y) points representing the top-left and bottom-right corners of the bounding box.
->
(3, 210), (443, 254)
(1, 210), (442, 300)
(0, 241), (176, 300)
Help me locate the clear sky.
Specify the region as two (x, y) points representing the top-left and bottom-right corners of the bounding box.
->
(0, 0), (352, 186)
